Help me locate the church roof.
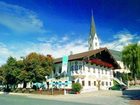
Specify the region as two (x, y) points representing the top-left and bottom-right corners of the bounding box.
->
(54, 47), (121, 69)
(88, 12), (99, 50)
(90, 14), (96, 37)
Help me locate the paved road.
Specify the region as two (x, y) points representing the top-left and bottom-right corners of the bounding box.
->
(0, 95), (92, 105)
(122, 88), (140, 100)
(0, 90), (130, 105)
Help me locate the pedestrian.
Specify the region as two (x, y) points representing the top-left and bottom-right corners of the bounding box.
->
(39, 87), (42, 94)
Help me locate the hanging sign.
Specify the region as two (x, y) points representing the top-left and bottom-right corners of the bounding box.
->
(62, 55), (68, 73)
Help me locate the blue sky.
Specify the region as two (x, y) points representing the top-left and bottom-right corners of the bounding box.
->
(0, 0), (140, 65)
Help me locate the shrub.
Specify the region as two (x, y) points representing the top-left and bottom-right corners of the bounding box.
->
(14, 88), (20, 93)
(3, 88), (11, 92)
(29, 89), (35, 93)
(32, 85), (37, 90)
(22, 88), (26, 93)
(72, 83), (82, 93)
(113, 80), (119, 85)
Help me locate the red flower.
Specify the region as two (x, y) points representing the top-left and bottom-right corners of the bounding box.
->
(86, 59), (113, 68)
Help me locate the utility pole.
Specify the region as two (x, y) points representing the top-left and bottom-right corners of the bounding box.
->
(51, 70), (53, 95)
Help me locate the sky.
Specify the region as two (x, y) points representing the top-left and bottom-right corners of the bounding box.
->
(0, 0), (140, 65)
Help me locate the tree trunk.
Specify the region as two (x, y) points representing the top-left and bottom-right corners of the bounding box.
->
(134, 74), (137, 85)
(23, 82), (27, 88)
(6, 84), (9, 90)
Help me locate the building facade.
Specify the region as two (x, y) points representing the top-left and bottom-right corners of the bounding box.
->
(47, 48), (120, 92)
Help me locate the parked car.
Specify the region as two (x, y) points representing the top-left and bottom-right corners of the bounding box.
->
(109, 84), (128, 91)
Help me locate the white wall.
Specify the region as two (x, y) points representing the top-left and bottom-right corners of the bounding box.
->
(51, 60), (114, 92)
(115, 61), (130, 73)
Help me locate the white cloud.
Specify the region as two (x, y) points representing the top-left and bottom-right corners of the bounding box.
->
(0, 35), (88, 65)
(101, 32), (139, 51)
(62, 36), (69, 41)
(0, 1), (45, 33)
(23, 37), (87, 58)
(138, 41), (140, 45)
(0, 43), (14, 65)
(0, 30), (139, 66)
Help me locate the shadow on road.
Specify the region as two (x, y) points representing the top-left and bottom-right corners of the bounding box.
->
(122, 89), (140, 100)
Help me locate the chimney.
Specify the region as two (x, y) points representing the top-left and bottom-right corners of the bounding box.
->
(70, 51), (73, 55)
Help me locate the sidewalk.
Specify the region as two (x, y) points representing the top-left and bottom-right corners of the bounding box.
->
(0, 90), (122, 99)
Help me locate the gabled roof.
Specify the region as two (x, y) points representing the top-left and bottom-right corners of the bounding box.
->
(54, 47), (121, 69)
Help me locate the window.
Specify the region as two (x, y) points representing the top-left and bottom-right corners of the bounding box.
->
(88, 64), (90, 72)
(82, 81), (85, 86)
(110, 82), (112, 86)
(98, 69), (100, 74)
(110, 71), (112, 75)
(94, 81), (96, 86)
(53, 69), (56, 74)
(105, 70), (107, 74)
(75, 65), (78, 71)
(79, 65), (82, 69)
(83, 62), (85, 71)
(88, 81), (91, 86)
(65, 81), (68, 86)
(106, 82), (108, 86)
(102, 81), (104, 86)
(102, 69), (104, 74)
(71, 65), (74, 71)
(59, 67), (61, 73)
(93, 67), (95, 73)
(74, 61), (78, 71)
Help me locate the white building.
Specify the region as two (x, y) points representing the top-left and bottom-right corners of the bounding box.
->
(50, 48), (120, 92)
(116, 61), (130, 73)
(47, 14), (121, 92)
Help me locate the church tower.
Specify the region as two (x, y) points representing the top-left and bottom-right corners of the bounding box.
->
(88, 12), (100, 50)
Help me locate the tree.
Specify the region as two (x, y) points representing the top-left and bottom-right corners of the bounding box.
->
(1, 57), (19, 91)
(122, 43), (140, 84)
(19, 53), (54, 88)
(0, 66), (4, 85)
(0, 53), (54, 89)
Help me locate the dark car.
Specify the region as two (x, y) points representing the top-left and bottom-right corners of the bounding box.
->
(109, 84), (128, 91)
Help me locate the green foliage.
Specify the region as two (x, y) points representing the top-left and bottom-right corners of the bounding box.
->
(72, 83), (82, 93)
(113, 80), (119, 85)
(0, 67), (4, 84)
(122, 43), (140, 82)
(29, 89), (35, 93)
(22, 88), (26, 93)
(128, 75), (133, 81)
(24, 52), (54, 83)
(2, 57), (19, 85)
(0, 52), (54, 89)
(121, 73), (128, 84)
